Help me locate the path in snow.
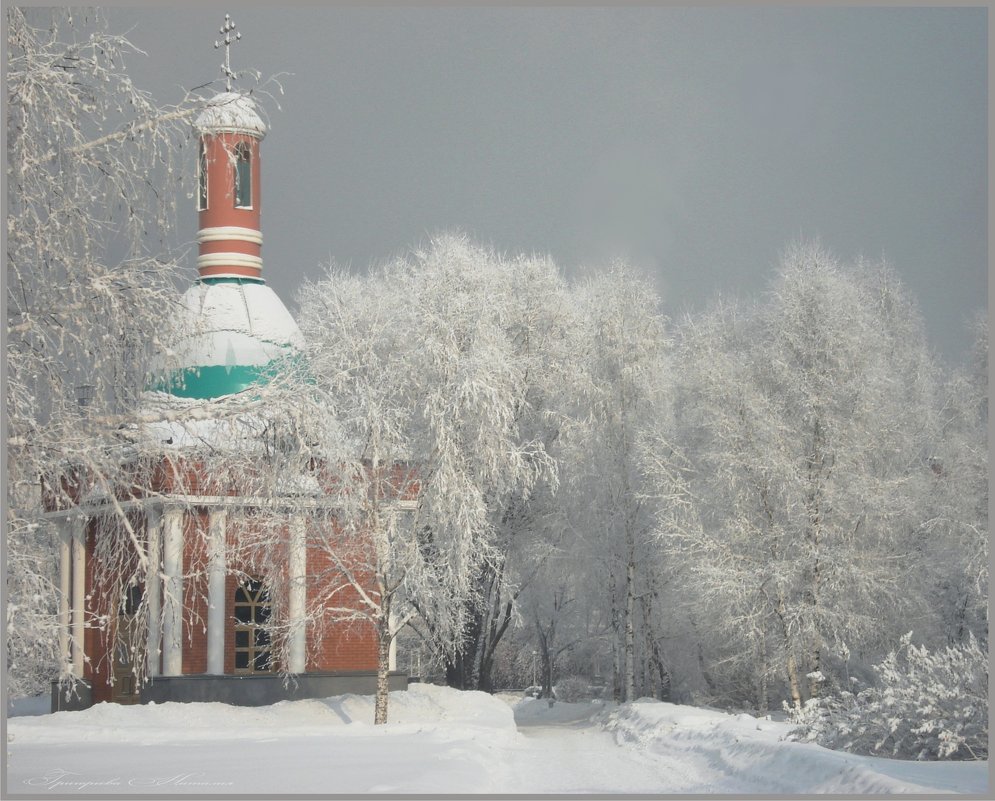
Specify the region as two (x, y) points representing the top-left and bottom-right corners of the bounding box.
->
(505, 702), (729, 794)
(503, 699), (796, 795)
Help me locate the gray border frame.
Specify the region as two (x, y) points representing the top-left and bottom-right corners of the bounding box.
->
(2, 2), (991, 800)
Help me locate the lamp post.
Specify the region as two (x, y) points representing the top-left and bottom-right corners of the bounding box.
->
(531, 650), (538, 687)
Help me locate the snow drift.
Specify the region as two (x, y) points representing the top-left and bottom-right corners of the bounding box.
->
(599, 699), (988, 795)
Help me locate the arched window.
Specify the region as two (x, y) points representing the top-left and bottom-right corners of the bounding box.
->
(233, 577), (272, 673)
(197, 141), (208, 211)
(234, 143), (251, 208)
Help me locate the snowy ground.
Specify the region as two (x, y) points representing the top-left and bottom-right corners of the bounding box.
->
(5, 685), (989, 795)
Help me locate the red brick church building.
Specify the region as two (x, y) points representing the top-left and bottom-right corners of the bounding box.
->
(50, 25), (405, 710)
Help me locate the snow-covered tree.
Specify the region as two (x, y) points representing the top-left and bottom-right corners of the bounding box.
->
(651, 244), (939, 710)
(917, 315), (988, 645)
(440, 249), (577, 692)
(561, 263), (670, 702)
(296, 235), (554, 723)
(6, 8), (202, 695)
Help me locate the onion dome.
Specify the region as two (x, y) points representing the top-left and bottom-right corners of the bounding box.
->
(150, 279), (304, 400)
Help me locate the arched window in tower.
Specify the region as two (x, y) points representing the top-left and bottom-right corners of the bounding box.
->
(197, 141), (208, 211)
(234, 143), (252, 208)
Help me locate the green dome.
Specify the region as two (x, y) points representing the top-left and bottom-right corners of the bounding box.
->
(149, 277), (304, 400)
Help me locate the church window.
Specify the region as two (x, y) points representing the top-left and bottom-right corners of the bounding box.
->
(233, 578), (272, 672)
(234, 143), (252, 208)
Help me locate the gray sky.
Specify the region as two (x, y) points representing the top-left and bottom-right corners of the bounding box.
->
(111, 5), (986, 364)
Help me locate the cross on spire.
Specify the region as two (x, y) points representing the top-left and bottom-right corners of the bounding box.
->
(214, 13), (241, 92)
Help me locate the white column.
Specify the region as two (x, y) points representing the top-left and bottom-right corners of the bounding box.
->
(57, 520), (71, 677)
(70, 516), (86, 679)
(145, 507), (162, 678)
(206, 508), (227, 675)
(161, 506), (184, 676)
(388, 609), (397, 672)
(288, 515), (307, 674)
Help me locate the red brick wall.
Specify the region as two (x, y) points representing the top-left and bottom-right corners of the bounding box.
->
(84, 501), (383, 692)
(182, 510), (209, 675)
(305, 530), (378, 672)
(223, 573), (238, 675)
(84, 519), (144, 703)
(83, 525), (113, 703)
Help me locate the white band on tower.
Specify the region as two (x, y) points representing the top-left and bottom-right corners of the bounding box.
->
(197, 227), (263, 246)
(197, 253), (263, 271)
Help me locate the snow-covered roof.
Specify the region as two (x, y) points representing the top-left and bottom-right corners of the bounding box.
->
(178, 280), (304, 362)
(195, 92), (267, 138)
(137, 394), (270, 451)
(149, 279), (304, 400)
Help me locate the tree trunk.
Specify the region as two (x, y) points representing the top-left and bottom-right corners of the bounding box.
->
(444, 605), (483, 690)
(773, 590), (804, 710)
(754, 635), (769, 715)
(608, 571), (622, 702)
(608, 641), (619, 701)
(808, 645), (822, 699)
(806, 417), (825, 700)
(535, 616), (554, 698)
(478, 597), (515, 693)
(785, 650), (803, 711)
(624, 559), (636, 702)
(445, 652), (470, 690)
(640, 593), (671, 702)
(374, 618), (391, 725)
(697, 641), (717, 697)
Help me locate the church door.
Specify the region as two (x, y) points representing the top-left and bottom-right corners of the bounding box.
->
(111, 586), (143, 704)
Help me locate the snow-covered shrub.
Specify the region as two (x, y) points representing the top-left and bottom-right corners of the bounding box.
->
(788, 633), (988, 760)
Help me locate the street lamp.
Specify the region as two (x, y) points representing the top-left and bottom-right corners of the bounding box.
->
(531, 650), (538, 687)
(75, 384), (95, 410)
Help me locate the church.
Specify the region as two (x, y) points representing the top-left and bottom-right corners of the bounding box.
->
(49, 21), (406, 711)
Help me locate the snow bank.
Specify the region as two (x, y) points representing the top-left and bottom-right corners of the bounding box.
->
(8, 685), (519, 795)
(322, 683), (516, 730)
(8, 683), (515, 746)
(600, 700), (989, 795)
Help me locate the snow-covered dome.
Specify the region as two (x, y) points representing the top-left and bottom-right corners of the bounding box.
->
(195, 92), (267, 138)
(149, 278), (303, 400)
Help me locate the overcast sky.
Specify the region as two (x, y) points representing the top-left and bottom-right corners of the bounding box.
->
(109, 5), (986, 364)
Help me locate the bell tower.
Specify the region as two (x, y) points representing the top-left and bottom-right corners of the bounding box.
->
(195, 14), (266, 282)
(148, 14), (302, 401)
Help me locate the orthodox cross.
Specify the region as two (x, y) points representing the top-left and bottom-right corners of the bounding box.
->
(214, 14), (241, 92)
